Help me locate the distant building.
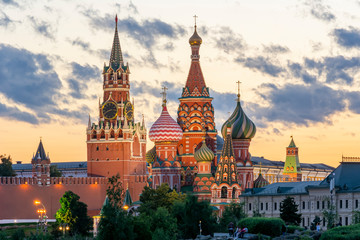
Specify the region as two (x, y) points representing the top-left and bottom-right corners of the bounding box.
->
(241, 156), (360, 229)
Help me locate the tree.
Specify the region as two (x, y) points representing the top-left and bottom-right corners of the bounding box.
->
(172, 195), (217, 239)
(0, 155), (15, 176)
(97, 174), (136, 240)
(280, 196), (301, 226)
(353, 210), (360, 224)
(151, 207), (178, 240)
(252, 200), (263, 217)
(310, 216), (321, 230)
(138, 183), (186, 215)
(322, 198), (338, 229)
(50, 165), (62, 177)
(220, 202), (247, 231)
(55, 190), (92, 236)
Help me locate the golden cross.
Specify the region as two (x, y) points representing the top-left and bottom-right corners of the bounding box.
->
(259, 162), (262, 174)
(193, 15), (198, 26)
(236, 81), (241, 99)
(161, 86), (168, 104)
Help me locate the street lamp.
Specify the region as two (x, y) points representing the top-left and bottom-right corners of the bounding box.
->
(59, 223), (70, 235)
(34, 200), (48, 233)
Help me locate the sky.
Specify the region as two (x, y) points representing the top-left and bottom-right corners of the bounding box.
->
(1, 0), (360, 167)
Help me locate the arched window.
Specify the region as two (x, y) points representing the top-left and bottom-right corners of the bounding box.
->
(232, 187), (236, 199)
(221, 186), (227, 198)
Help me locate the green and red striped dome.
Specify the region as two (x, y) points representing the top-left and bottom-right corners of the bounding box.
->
(194, 140), (214, 162)
(221, 99), (256, 139)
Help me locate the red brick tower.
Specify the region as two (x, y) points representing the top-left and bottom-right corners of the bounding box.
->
(31, 139), (50, 185)
(86, 15), (147, 201)
(177, 18), (217, 187)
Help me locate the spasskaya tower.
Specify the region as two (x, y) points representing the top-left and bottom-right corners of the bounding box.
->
(87, 16), (147, 201)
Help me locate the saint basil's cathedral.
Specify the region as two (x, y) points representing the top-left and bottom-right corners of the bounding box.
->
(0, 16), (334, 219)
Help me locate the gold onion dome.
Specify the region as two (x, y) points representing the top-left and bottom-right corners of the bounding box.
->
(189, 26), (202, 46)
(194, 140), (214, 162)
(145, 146), (156, 164)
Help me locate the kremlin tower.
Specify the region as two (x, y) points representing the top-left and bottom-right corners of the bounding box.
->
(283, 137), (302, 182)
(148, 88), (183, 191)
(221, 82), (256, 190)
(177, 18), (217, 186)
(31, 139), (50, 185)
(86, 16), (147, 201)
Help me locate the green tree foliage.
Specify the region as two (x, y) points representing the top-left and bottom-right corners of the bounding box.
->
(219, 202), (247, 231)
(98, 174), (136, 240)
(172, 195), (217, 239)
(0, 155), (16, 176)
(310, 216), (321, 230)
(50, 165), (62, 177)
(55, 191), (92, 236)
(320, 223), (360, 240)
(280, 196), (301, 226)
(352, 211), (360, 224)
(238, 217), (286, 237)
(322, 199), (338, 229)
(151, 207), (178, 240)
(138, 183), (185, 215)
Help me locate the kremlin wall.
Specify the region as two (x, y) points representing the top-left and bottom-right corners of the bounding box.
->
(0, 16), (334, 220)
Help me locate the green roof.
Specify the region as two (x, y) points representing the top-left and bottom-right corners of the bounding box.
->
(288, 137), (296, 148)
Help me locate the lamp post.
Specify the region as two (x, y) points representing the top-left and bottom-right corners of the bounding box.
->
(199, 220), (202, 236)
(34, 200), (48, 233)
(59, 223), (70, 235)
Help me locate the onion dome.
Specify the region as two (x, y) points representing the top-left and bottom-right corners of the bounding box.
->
(149, 92), (183, 142)
(146, 146), (156, 164)
(194, 140), (214, 162)
(253, 173), (269, 188)
(189, 26), (202, 46)
(221, 91), (256, 139)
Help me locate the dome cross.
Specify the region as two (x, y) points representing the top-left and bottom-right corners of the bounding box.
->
(161, 86), (168, 106)
(236, 81), (241, 100)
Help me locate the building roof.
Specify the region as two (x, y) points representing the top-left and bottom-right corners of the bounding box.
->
(109, 15), (123, 71)
(288, 137), (297, 148)
(32, 139), (48, 161)
(13, 162), (87, 171)
(251, 157), (334, 171)
(320, 161), (360, 192)
(194, 140), (214, 162)
(241, 181), (322, 197)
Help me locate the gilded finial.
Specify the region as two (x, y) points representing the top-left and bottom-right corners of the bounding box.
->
(259, 162), (262, 175)
(193, 15), (198, 28)
(236, 81), (241, 101)
(161, 86), (168, 106)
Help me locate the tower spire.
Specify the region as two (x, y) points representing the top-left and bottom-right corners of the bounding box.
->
(109, 14), (123, 70)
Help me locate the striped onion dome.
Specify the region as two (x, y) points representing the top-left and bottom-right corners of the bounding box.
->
(149, 105), (183, 142)
(194, 140), (214, 162)
(253, 173), (269, 188)
(221, 97), (256, 139)
(145, 146), (156, 164)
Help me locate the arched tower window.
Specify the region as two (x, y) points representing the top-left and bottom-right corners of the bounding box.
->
(221, 186), (227, 198)
(232, 187), (236, 199)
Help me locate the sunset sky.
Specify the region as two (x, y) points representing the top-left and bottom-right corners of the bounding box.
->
(1, 0), (360, 167)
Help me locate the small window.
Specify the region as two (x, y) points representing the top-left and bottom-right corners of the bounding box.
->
(106, 146), (109, 151)
(356, 200), (359, 208)
(339, 217), (342, 225)
(96, 146), (99, 151)
(261, 202), (263, 211)
(323, 217), (326, 227)
(317, 201), (320, 209)
(302, 201), (305, 209)
(274, 202), (277, 211)
(249, 203), (252, 211)
(340, 200), (343, 209)
(322, 201), (325, 209)
(266, 202), (268, 211)
(346, 200), (348, 209)
(345, 217), (348, 226)
(302, 218), (305, 227)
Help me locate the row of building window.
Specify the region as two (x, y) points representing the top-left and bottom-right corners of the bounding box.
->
(249, 199), (360, 212)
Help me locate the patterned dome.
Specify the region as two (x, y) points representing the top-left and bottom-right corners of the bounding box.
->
(149, 105), (183, 142)
(145, 146), (156, 164)
(189, 27), (202, 46)
(221, 98), (256, 139)
(194, 140), (214, 162)
(253, 173), (269, 188)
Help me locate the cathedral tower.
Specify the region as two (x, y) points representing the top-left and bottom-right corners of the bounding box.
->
(87, 16), (147, 201)
(221, 82), (256, 190)
(283, 136), (302, 182)
(177, 19), (217, 186)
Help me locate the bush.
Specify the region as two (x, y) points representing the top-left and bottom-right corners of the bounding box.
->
(238, 217), (286, 237)
(11, 229), (25, 240)
(287, 225), (305, 233)
(320, 224), (360, 240)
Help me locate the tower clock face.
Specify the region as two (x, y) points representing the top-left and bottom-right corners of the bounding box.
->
(102, 101), (118, 120)
(124, 102), (134, 121)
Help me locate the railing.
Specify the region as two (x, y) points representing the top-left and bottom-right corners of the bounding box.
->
(0, 176), (107, 185)
(342, 156), (360, 162)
